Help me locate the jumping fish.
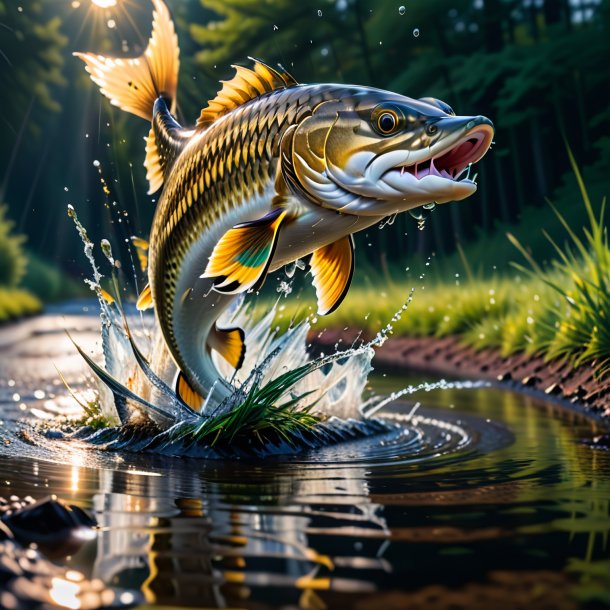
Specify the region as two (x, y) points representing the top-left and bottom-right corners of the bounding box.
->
(76, 0), (494, 409)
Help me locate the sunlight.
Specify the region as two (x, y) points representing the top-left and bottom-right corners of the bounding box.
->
(91, 0), (117, 8)
(49, 577), (82, 609)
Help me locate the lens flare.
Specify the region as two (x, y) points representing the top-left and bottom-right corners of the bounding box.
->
(49, 577), (82, 609)
(91, 0), (117, 8)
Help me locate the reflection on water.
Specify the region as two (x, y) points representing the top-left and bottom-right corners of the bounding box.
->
(1, 367), (610, 608)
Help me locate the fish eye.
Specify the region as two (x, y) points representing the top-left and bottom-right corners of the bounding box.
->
(425, 122), (439, 136)
(376, 111), (398, 134)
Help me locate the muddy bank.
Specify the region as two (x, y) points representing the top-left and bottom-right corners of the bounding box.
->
(312, 330), (610, 424)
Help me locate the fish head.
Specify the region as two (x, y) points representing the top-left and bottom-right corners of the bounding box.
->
(287, 88), (494, 217)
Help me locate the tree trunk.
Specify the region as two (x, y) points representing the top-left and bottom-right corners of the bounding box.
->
(529, 115), (548, 199)
(509, 127), (526, 212)
(493, 154), (511, 223)
(352, 0), (375, 86)
(544, 0), (562, 26)
(482, 0), (504, 52)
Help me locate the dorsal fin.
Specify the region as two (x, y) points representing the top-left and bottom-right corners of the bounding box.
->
(196, 58), (298, 130)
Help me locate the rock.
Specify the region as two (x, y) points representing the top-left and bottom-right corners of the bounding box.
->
(1, 496), (96, 558)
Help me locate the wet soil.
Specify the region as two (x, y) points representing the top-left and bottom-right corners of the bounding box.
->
(313, 330), (610, 425)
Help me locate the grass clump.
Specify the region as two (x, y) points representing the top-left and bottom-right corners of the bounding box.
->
(0, 204), (42, 321)
(0, 205), (27, 287)
(0, 287), (41, 322)
(510, 150), (610, 376)
(170, 365), (321, 448)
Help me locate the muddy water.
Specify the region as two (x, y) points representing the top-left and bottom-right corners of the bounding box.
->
(0, 307), (609, 609)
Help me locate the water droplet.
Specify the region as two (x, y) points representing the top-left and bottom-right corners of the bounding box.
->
(273, 24), (278, 31)
(317, 9), (322, 17)
(398, 5), (406, 15)
(284, 262), (297, 278)
(276, 280), (293, 296)
(107, 18), (116, 29)
(423, 202), (436, 211)
(413, 28), (420, 37)
(93, 160), (100, 167)
(100, 239), (115, 265)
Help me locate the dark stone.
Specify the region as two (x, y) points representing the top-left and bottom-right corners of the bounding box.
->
(1, 496), (96, 558)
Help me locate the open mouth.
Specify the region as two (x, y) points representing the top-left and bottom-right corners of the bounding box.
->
(398, 127), (493, 182)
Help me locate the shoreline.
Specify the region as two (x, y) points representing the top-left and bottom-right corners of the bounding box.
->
(312, 330), (610, 427)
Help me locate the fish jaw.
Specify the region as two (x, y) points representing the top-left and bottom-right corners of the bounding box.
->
(379, 120), (493, 205)
(288, 94), (494, 219)
(326, 116), (494, 216)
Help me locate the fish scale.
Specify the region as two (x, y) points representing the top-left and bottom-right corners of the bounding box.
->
(149, 85), (336, 361)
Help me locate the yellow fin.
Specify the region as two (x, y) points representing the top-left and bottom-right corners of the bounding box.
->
(131, 237), (149, 250)
(196, 58), (298, 129)
(310, 236), (354, 316)
(208, 324), (246, 370)
(74, 0), (179, 121)
(176, 372), (204, 411)
(202, 209), (288, 294)
(136, 283), (153, 310)
(131, 236), (149, 272)
(100, 288), (115, 305)
(144, 127), (164, 194)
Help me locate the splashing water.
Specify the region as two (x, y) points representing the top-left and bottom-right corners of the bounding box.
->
(64, 206), (489, 457)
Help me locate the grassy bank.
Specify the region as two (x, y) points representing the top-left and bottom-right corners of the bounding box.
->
(0, 288), (42, 322)
(271, 157), (609, 380)
(0, 205), (42, 322)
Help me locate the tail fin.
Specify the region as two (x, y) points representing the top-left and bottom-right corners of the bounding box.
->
(74, 0), (179, 122)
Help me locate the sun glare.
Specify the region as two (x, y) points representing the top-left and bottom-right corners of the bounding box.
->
(91, 0), (117, 8)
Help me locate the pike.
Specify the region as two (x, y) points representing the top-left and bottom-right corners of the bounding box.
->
(76, 0), (494, 410)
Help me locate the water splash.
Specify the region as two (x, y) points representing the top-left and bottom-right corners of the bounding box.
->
(65, 207), (487, 456)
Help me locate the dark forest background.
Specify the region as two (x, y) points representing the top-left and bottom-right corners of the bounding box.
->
(0, 0), (608, 299)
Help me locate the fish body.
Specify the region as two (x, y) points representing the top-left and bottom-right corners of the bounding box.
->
(76, 0), (494, 407)
(149, 85), (383, 401)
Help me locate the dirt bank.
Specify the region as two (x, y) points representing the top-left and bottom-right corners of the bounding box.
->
(312, 330), (610, 424)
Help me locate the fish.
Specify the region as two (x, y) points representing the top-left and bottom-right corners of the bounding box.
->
(75, 0), (494, 410)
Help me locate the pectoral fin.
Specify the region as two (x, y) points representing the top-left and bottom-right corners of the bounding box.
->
(310, 235), (354, 316)
(136, 283), (153, 310)
(202, 208), (288, 294)
(208, 324), (246, 370)
(176, 371), (204, 411)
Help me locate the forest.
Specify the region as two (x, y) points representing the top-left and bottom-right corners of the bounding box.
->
(0, 0), (608, 320)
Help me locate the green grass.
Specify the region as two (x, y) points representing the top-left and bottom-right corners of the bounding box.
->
(0, 205), (27, 287)
(265, 155), (610, 379)
(0, 287), (41, 322)
(0, 203), (42, 320)
(168, 363), (321, 448)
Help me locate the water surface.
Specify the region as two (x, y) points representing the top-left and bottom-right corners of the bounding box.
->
(0, 309), (609, 609)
